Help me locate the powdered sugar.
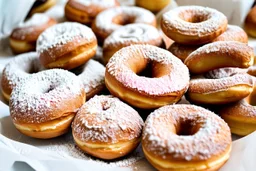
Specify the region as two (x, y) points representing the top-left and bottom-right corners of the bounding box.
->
(10, 69), (84, 123)
(162, 6), (227, 37)
(205, 67), (248, 79)
(72, 60), (105, 93)
(106, 45), (190, 95)
(36, 22), (95, 54)
(72, 95), (144, 143)
(19, 13), (50, 28)
(1, 52), (44, 94)
(103, 23), (162, 48)
(143, 104), (231, 161)
(94, 6), (156, 36)
(74, 0), (117, 7)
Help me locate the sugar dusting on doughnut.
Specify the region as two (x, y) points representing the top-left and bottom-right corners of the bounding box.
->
(104, 23), (161, 47)
(1, 52), (43, 93)
(162, 6), (227, 36)
(189, 74), (253, 94)
(36, 22), (95, 55)
(74, 0), (117, 7)
(106, 45), (189, 95)
(72, 95), (144, 143)
(74, 60), (105, 93)
(10, 69), (84, 124)
(205, 67), (248, 79)
(95, 6), (156, 31)
(143, 104), (231, 161)
(19, 13), (50, 28)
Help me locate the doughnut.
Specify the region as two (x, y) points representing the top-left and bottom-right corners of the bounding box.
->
(184, 41), (254, 74)
(168, 25), (248, 62)
(244, 6), (256, 37)
(186, 67), (253, 105)
(29, 0), (57, 16)
(1, 52), (44, 101)
(247, 65), (256, 76)
(142, 104), (232, 171)
(9, 14), (56, 54)
(105, 45), (190, 109)
(161, 6), (228, 45)
(103, 23), (163, 64)
(65, 0), (119, 25)
(135, 0), (171, 13)
(10, 69), (85, 139)
(71, 60), (105, 99)
(212, 25), (248, 43)
(92, 6), (156, 43)
(168, 42), (198, 62)
(72, 95), (144, 160)
(219, 100), (256, 136)
(37, 22), (97, 70)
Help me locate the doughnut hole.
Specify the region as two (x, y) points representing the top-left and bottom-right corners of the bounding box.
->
(179, 10), (209, 23)
(176, 119), (202, 136)
(112, 15), (135, 26)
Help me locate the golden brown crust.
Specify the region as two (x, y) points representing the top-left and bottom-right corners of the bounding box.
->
(29, 0), (57, 16)
(142, 104), (232, 171)
(65, 0), (119, 25)
(9, 18), (56, 54)
(105, 45), (190, 109)
(245, 6), (256, 37)
(72, 95), (143, 159)
(184, 41), (254, 74)
(161, 6), (228, 45)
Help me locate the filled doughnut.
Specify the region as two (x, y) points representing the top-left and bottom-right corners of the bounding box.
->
(142, 104), (232, 171)
(92, 6), (156, 43)
(186, 68), (253, 105)
(10, 69), (85, 139)
(219, 99), (256, 136)
(135, 0), (171, 13)
(105, 45), (190, 109)
(184, 41), (254, 74)
(37, 22), (97, 70)
(29, 0), (57, 16)
(65, 0), (119, 25)
(212, 25), (248, 43)
(103, 23), (163, 64)
(72, 95), (144, 160)
(244, 6), (256, 37)
(1, 52), (44, 101)
(71, 60), (105, 99)
(10, 14), (56, 54)
(161, 6), (228, 45)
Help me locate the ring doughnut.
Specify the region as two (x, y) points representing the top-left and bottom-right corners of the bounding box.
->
(244, 6), (256, 37)
(10, 14), (56, 54)
(92, 6), (156, 43)
(142, 104), (232, 171)
(186, 68), (253, 105)
(65, 0), (119, 25)
(105, 44), (190, 109)
(219, 99), (256, 136)
(1, 52), (44, 101)
(71, 60), (105, 99)
(161, 6), (227, 45)
(10, 69), (85, 139)
(184, 41), (254, 74)
(37, 22), (97, 70)
(72, 95), (144, 160)
(103, 23), (163, 64)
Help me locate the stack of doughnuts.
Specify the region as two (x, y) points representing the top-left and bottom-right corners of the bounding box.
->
(161, 5), (256, 138)
(7, 1), (256, 170)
